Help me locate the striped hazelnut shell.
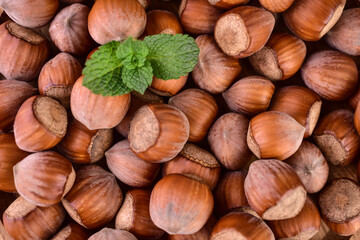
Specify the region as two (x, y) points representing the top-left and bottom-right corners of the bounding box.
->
(14, 95), (68, 152)
(214, 6), (275, 58)
(179, 0), (223, 35)
(14, 151), (75, 207)
(70, 76), (131, 130)
(223, 76), (275, 116)
(283, 0), (346, 41)
(267, 197), (321, 239)
(244, 159), (307, 220)
(0, 21), (50, 81)
(269, 86), (321, 138)
(129, 104), (190, 163)
(192, 35), (242, 94)
(0, 133), (29, 193)
(249, 33), (306, 81)
(247, 111), (305, 160)
(62, 165), (123, 229)
(49, 3), (95, 56)
(3, 196), (65, 240)
(57, 119), (113, 164)
(38, 53), (82, 108)
(169, 88), (218, 142)
(314, 109), (360, 166)
(0, 0), (59, 28)
(0, 80), (37, 133)
(301, 50), (358, 101)
(88, 0), (146, 44)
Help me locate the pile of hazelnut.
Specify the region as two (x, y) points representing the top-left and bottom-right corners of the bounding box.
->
(0, 0), (359, 239)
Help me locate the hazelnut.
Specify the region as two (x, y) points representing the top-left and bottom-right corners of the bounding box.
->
(259, 0), (295, 12)
(58, 119), (113, 164)
(283, 0), (346, 41)
(269, 86), (321, 138)
(207, 0), (249, 10)
(210, 212), (275, 240)
(0, 133), (29, 193)
(168, 215), (217, 240)
(214, 6), (275, 58)
(0, 0), (58, 28)
(88, 0), (146, 44)
(244, 159), (307, 220)
(222, 76), (275, 116)
(62, 165), (123, 229)
(70, 76), (131, 130)
(38, 53), (82, 108)
(326, 8), (360, 56)
(128, 104), (189, 163)
(115, 189), (165, 239)
(150, 75), (188, 97)
(14, 95), (68, 152)
(267, 197), (321, 239)
(143, 10), (183, 36)
(14, 151), (75, 207)
(51, 222), (90, 240)
(49, 4), (95, 56)
(314, 109), (360, 166)
(0, 80), (37, 133)
(179, 0), (223, 35)
(3, 196), (65, 240)
(247, 111), (305, 160)
(319, 178), (360, 236)
(285, 141), (329, 193)
(213, 171), (248, 217)
(162, 143), (221, 190)
(249, 33), (306, 81)
(0, 20), (50, 81)
(89, 228), (137, 240)
(301, 50), (358, 101)
(192, 35), (242, 94)
(105, 140), (160, 188)
(208, 113), (252, 170)
(149, 174), (214, 234)
(169, 89), (218, 142)
(115, 90), (164, 138)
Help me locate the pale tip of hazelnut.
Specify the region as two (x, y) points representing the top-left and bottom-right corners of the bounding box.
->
(180, 143), (220, 168)
(115, 193), (134, 230)
(129, 106), (160, 153)
(319, 3), (345, 38)
(262, 185), (307, 220)
(33, 96), (68, 138)
(308, 101), (322, 135)
(246, 126), (261, 159)
(88, 129), (113, 163)
(249, 46), (283, 81)
(6, 21), (45, 44)
(314, 134), (347, 166)
(215, 13), (250, 56)
(5, 197), (36, 220)
(63, 168), (76, 198)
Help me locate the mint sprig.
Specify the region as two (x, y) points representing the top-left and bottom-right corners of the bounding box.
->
(82, 34), (199, 96)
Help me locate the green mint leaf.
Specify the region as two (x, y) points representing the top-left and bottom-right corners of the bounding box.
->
(82, 41), (131, 96)
(144, 34), (199, 80)
(122, 61), (153, 94)
(116, 37), (149, 70)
